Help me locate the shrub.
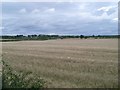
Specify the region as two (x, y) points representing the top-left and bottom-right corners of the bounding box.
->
(2, 61), (46, 88)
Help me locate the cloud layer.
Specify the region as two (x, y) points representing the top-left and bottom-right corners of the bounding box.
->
(2, 2), (118, 35)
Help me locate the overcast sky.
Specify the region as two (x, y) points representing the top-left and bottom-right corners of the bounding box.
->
(1, 2), (118, 35)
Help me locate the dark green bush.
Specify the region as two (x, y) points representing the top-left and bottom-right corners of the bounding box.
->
(2, 61), (46, 88)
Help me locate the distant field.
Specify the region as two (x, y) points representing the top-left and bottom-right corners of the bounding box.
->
(0, 39), (21, 42)
(2, 39), (118, 88)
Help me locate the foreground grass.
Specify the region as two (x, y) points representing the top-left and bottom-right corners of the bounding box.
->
(2, 60), (46, 88)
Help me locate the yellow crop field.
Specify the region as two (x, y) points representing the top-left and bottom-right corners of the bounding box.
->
(2, 39), (118, 88)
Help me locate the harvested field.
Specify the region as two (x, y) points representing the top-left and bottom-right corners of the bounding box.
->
(2, 39), (118, 88)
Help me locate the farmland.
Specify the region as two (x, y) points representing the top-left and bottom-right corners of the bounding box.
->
(2, 39), (118, 88)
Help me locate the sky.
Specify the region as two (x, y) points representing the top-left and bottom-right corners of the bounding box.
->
(1, 2), (119, 35)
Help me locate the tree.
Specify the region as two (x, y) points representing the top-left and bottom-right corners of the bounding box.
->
(80, 35), (84, 39)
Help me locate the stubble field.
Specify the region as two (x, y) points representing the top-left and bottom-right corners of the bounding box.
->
(2, 39), (118, 88)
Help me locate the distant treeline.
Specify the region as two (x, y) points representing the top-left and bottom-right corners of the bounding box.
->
(0, 34), (119, 41)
